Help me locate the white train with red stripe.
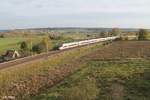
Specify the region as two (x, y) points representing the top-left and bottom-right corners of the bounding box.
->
(59, 36), (119, 50)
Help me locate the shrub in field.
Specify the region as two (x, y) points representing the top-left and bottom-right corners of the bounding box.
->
(110, 28), (121, 36)
(19, 50), (31, 57)
(19, 41), (31, 57)
(42, 37), (53, 52)
(0, 34), (5, 38)
(32, 43), (45, 53)
(49, 33), (63, 40)
(138, 29), (149, 40)
(20, 41), (28, 50)
(32, 37), (53, 53)
(61, 78), (99, 100)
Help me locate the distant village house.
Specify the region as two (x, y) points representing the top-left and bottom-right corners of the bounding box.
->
(121, 32), (138, 40)
(3, 50), (20, 61)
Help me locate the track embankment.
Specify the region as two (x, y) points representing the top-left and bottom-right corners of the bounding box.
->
(0, 50), (60, 70)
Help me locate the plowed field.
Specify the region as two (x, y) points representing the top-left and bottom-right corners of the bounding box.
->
(85, 41), (150, 60)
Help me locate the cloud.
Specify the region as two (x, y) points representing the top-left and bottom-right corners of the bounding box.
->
(0, 0), (150, 29)
(1, 0), (150, 15)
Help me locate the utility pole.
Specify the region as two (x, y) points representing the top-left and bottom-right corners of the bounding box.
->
(30, 40), (33, 55)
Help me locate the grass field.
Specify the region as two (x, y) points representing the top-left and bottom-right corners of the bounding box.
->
(31, 41), (150, 100)
(0, 41), (150, 100)
(32, 59), (150, 100)
(0, 37), (26, 53)
(0, 37), (44, 54)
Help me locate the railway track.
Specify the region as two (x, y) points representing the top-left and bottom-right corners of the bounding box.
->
(0, 39), (116, 70)
(0, 50), (61, 70)
(0, 44), (93, 70)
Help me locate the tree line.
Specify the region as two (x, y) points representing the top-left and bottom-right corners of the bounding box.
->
(20, 35), (55, 57)
(99, 28), (149, 40)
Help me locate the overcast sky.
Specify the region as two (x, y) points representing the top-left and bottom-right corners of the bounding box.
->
(0, 0), (150, 29)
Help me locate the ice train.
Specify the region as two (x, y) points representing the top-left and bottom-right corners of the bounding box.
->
(59, 36), (120, 50)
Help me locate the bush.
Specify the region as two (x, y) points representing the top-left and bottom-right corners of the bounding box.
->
(19, 50), (31, 57)
(111, 28), (121, 36)
(138, 29), (149, 40)
(0, 34), (4, 38)
(20, 41), (28, 50)
(32, 43), (46, 54)
(0, 56), (4, 63)
(49, 34), (62, 40)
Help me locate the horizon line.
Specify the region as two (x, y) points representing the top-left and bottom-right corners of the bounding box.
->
(1, 26), (150, 30)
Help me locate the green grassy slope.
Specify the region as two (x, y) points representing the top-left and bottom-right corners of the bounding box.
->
(0, 37), (43, 54)
(0, 37), (26, 53)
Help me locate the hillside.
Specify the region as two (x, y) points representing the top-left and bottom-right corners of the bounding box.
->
(14, 27), (139, 33)
(0, 27), (141, 35)
(31, 41), (150, 100)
